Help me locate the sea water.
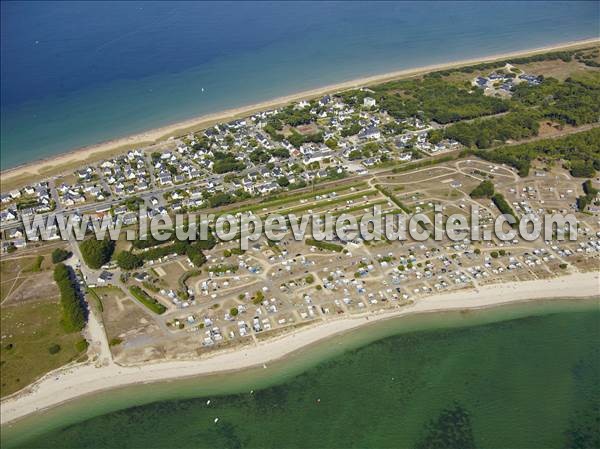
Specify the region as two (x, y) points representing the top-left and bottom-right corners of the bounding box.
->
(2, 297), (598, 448)
(1, 1), (598, 168)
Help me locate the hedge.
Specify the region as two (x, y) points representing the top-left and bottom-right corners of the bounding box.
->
(129, 286), (166, 314)
(492, 193), (519, 227)
(306, 238), (344, 252)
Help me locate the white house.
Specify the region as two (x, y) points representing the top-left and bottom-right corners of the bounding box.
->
(363, 97), (376, 108)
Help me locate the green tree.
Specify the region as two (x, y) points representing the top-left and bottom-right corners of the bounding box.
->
(48, 344), (61, 355)
(116, 251), (143, 270)
(79, 238), (115, 269)
(325, 138), (338, 150)
(51, 248), (71, 264)
(470, 180), (495, 198)
(348, 149), (363, 160)
(186, 245), (207, 268)
(277, 176), (290, 187)
(53, 263), (86, 332)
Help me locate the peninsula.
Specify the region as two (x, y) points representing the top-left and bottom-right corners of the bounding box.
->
(1, 40), (599, 429)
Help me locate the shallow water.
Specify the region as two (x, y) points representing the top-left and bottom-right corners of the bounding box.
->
(3, 297), (599, 448)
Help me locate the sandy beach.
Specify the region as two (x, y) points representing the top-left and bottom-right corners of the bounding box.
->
(2, 37), (598, 190)
(1, 271), (598, 426)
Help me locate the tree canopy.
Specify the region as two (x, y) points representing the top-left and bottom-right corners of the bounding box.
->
(476, 128), (600, 177)
(53, 263), (85, 332)
(51, 248), (71, 264)
(116, 251), (143, 270)
(470, 180), (495, 198)
(79, 238), (115, 269)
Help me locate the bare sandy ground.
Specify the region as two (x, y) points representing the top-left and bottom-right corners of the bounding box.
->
(2, 37), (598, 189)
(1, 271), (598, 425)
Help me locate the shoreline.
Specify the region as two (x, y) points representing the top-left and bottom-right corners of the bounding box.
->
(2, 36), (598, 188)
(1, 271), (598, 426)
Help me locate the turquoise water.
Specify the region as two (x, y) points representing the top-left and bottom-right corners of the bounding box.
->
(3, 298), (599, 449)
(1, 1), (599, 168)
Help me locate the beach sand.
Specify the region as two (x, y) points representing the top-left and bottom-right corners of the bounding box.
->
(1, 271), (598, 426)
(2, 37), (599, 191)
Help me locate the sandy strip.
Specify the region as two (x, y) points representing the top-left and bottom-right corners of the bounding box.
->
(1, 271), (598, 425)
(2, 37), (598, 187)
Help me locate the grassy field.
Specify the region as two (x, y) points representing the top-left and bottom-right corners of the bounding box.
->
(226, 181), (368, 215)
(1, 254), (57, 304)
(264, 189), (380, 217)
(0, 299), (86, 397)
(87, 286), (126, 313)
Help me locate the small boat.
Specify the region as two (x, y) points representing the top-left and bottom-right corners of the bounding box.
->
(214, 418), (219, 423)
(206, 400), (211, 405)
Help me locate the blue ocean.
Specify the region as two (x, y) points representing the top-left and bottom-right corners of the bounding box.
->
(1, 1), (598, 169)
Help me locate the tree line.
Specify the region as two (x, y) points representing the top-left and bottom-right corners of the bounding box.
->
(474, 128), (600, 177)
(53, 263), (86, 332)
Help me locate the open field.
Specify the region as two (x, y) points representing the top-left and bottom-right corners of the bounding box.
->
(0, 249), (64, 305)
(0, 299), (86, 397)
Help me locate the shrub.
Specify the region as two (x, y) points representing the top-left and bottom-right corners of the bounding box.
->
(75, 339), (89, 352)
(252, 290), (265, 305)
(490, 251), (499, 258)
(52, 248), (71, 264)
(109, 337), (123, 346)
(230, 307), (239, 317)
(48, 344), (61, 355)
(306, 239), (343, 253)
(25, 255), (44, 272)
